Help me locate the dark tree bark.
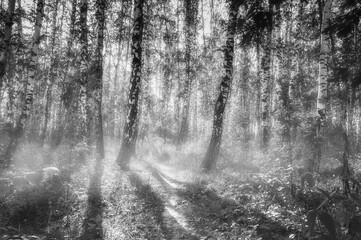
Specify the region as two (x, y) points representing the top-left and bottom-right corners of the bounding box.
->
(79, 0), (90, 145)
(51, 0), (77, 149)
(93, 0), (106, 159)
(4, 0), (45, 166)
(201, 0), (241, 172)
(0, 0), (16, 99)
(116, 0), (144, 170)
(177, 0), (198, 145)
(40, 0), (60, 147)
(260, 0), (273, 152)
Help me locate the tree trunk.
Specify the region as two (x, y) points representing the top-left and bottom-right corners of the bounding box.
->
(0, 0), (16, 100)
(78, 0), (89, 145)
(313, 0), (332, 172)
(116, 0), (144, 170)
(201, 0), (240, 172)
(40, 0), (59, 147)
(4, 0), (45, 165)
(260, 1), (273, 152)
(50, 0), (77, 149)
(177, 0), (198, 145)
(93, 0), (106, 159)
(7, 0), (23, 125)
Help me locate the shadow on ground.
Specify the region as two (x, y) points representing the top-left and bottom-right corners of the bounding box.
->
(177, 181), (296, 240)
(128, 171), (198, 240)
(79, 159), (104, 240)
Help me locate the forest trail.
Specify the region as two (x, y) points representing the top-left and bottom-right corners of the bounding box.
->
(0, 145), (297, 240)
(97, 147), (295, 240)
(129, 160), (200, 239)
(96, 146), (211, 240)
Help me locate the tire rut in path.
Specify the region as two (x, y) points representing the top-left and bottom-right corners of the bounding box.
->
(131, 161), (200, 240)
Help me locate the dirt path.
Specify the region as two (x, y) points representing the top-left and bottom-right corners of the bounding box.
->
(130, 160), (201, 239)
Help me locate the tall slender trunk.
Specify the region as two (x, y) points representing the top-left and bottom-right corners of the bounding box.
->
(162, 27), (172, 113)
(241, 49), (251, 158)
(116, 0), (144, 170)
(51, 0), (77, 149)
(175, 0), (181, 132)
(4, 0), (45, 165)
(93, 0), (106, 159)
(118, 14), (132, 140)
(312, 0), (332, 172)
(177, 0), (198, 145)
(79, 0), (89, 145)
(40, 0), (59, 147)
(316, 0), (331, 128)
(0, 0), (16, 100)
(260, 1), (273, 152)
(112, 1), (126, 139)
(201, 0), (241, 172)
(7, 0), (23, 125)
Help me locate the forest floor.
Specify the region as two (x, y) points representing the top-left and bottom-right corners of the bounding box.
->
(2, 139), (358, 239)
(71, 143), (299, 240)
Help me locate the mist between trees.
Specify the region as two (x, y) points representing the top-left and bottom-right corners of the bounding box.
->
(0, 0), (361, 239)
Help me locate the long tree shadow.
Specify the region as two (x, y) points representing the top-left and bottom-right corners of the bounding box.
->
(79, 159), (104, 240)
(128, 171), (198, 240)
(176, 182), (296, 239)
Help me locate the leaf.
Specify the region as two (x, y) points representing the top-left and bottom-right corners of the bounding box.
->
(318, 211), (337, 240)
(301, 172), (315, 189)
(316, 187), (332, 200)
(307, 210), (317, 235)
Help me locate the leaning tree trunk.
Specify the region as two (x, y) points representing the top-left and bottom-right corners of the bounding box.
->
(260, 1), (273, 152)
(93, 0), (106, 159)
(201, 0), (240, 172)
(312, 0), (332, 172)
(0, 0), (16, 100)
(4, 0), (45, 165)
(177, 0), (198, 145)
(116, 0), (144, 170)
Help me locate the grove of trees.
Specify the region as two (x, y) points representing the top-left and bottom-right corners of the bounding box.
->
(1, 0), (361, 239)
(0, 0), (360, 179)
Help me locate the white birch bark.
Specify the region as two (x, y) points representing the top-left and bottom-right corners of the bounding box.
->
(316, 0), (332, 126)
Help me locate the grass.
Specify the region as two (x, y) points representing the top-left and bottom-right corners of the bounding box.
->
(0, 138), (361, 239)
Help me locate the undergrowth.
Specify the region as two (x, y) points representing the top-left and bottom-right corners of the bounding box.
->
(1, 138), (361, 239)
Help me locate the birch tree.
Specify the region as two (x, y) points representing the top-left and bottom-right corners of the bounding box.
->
(0, 0), (16, 99)
(4, 0), (45, 165)
(116, 0), (144, 170)
(312, 0), (332, 171)
(316, 0), (332, 130)
(201, 0), (241, 172)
